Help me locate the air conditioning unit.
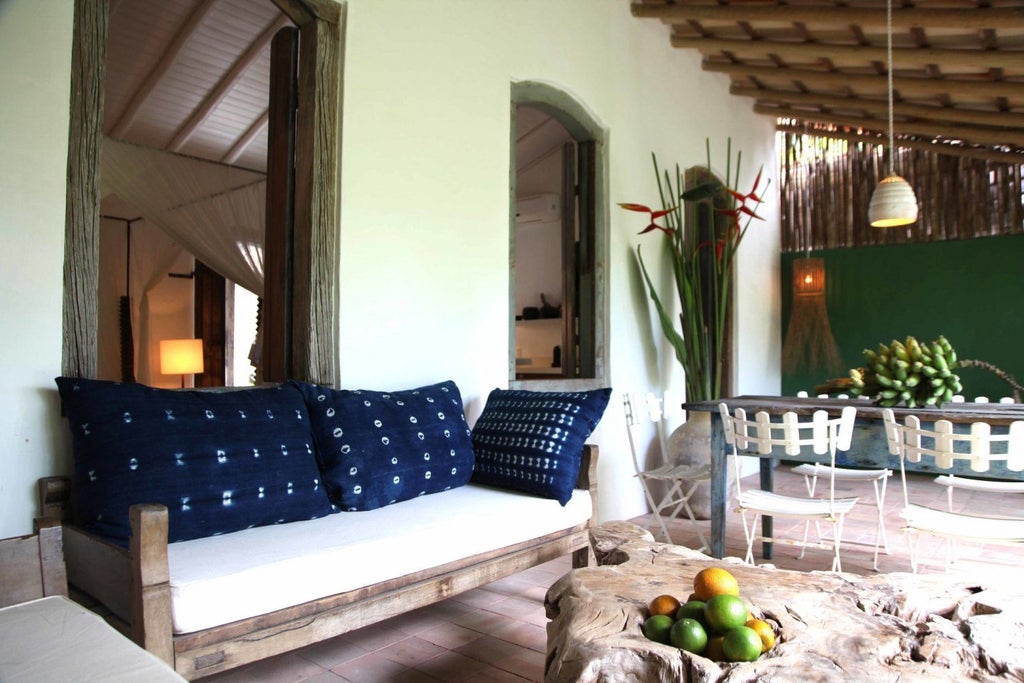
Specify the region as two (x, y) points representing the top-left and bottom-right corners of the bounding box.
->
(515, 193), (560, 224)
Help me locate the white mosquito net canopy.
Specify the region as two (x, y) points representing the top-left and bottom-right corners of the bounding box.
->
(100, 137), (266, 296)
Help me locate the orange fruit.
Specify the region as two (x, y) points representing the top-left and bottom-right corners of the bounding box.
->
(722, 626), (763, 662)
(704, 635), (725, 661)
(703, 594), (748, 635)
(643, 614), (674, 644)
(692, 567), (739, 602)
(744, 618), (776, 653)
(648, 594), (682, 618)
(669, 617), (707, 654)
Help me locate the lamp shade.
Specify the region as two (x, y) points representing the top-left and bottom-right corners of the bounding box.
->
(160, 338), (205, 375)
(793, 257), (826, 297)
(869, 175), (919, 227)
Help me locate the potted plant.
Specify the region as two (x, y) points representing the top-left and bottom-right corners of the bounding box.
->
(621, 139), (767, 516)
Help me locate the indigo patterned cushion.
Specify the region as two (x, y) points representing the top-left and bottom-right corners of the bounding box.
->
(293, 380), (475, 511)
(55, 377), (334, 545)
(470, 387), (611, 505)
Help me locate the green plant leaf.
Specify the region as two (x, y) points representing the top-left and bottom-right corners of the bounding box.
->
(636, 245), (688, 369)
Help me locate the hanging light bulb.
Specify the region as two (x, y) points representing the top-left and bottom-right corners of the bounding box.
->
(869, 0), (918, 228)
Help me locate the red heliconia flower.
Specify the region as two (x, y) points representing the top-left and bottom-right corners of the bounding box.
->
(619, 202), (676, 236)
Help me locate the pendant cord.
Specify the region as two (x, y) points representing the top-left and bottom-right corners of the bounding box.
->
(886, 0), (896, 176)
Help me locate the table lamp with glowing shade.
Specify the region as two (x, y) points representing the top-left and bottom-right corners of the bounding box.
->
(160, 338), (204, 388)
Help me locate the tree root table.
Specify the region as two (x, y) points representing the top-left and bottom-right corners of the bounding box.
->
(544, 522), (1024, 682)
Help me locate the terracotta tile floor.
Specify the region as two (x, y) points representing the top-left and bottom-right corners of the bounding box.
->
(178, 466), (1022, 680)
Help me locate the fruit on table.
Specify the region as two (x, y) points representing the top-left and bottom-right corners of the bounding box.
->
(745, 618), (776, 653)
(722, 625), (764, 662)
(692, 567), (739, 601)
(648, 594), (681, 618)
(703, 594), (749, 635)
(675, 600), (706, 624)
(670, 617), (708, 654)
(849, 335), (962, 408)
(642, 614), (674, 644)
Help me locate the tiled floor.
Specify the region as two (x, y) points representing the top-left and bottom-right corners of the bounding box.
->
(148, 466), (1022, 681)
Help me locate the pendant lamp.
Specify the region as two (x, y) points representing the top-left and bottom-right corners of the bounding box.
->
(869, 0), (918, 228)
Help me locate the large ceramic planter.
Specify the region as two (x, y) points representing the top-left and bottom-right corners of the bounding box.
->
(666, 410), (736, 520)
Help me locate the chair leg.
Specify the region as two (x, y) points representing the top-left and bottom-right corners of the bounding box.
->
(675, 480), (709, 554)
(830, 517), (845, 573)
(907, 531), (920, 574)
(740, 510), (758, 565)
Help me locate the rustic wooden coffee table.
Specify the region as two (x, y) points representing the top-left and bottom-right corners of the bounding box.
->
(544, 522), (1023, 682)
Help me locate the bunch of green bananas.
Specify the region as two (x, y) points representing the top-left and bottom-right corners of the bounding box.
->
(848, 335), (962, 408)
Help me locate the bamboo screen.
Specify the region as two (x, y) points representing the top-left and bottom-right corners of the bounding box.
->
(780, 128), (1024, 253)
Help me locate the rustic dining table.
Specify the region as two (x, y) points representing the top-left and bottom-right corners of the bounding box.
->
(682, 395), (1024, 560)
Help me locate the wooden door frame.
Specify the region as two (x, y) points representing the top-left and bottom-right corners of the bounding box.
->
(62, 0), (344, 386)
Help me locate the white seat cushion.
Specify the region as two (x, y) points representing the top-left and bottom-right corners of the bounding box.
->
(167, 484), (591, 633)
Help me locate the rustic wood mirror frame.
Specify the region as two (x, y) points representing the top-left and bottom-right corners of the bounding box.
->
(62, 0), (343, 387)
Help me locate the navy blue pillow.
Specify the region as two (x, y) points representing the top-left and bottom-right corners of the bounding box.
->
(292, 380), (475, 511)
(55, 377), (334, 545)
(470, 387), (611, 505)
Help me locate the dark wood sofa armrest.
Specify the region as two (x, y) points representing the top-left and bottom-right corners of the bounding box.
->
(130, 504), (174, 667)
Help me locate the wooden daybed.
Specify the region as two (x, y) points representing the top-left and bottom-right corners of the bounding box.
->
(40, 445), (598, 680)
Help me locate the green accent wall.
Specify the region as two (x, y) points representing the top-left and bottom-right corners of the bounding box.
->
(781, 234), (1024, 400)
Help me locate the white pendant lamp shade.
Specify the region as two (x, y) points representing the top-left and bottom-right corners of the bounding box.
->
(870, 0), (919, 228)
(869, 174), (918, 227)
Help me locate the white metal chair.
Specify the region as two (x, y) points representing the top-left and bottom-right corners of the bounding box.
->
(790, 463), (892, 571)
(882, 409), (1024, 573)
(719, 403), (859, 572)
(624, 392), (710, 551)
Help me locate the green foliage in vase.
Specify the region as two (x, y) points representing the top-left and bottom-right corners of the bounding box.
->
(620, 139), (768, 402)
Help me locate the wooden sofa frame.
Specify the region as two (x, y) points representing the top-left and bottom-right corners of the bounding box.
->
(0, 518), (68, 608)
(41, 445), (598, 680)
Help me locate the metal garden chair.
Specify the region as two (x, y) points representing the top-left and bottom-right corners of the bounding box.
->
(719, 403), (859, 572)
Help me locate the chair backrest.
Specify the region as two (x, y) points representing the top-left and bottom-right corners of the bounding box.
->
(623, 392), (664, 476)
(719, 404), (856, 504)
(881, 409), (1024, 474)
(719, 404), (856, 458)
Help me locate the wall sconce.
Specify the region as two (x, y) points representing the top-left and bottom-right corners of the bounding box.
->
(160, 338), (204, 388)
(782, 257), (842, 377)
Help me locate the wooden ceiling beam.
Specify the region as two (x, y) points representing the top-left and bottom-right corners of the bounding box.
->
(169, 15), (291, 152)
(672, 35), (1023, 71)
(633, 4), (1024, 30)
(222, 111), (269, 167)
(108, 0), (217, 139)
(756, 103), (1024, 147)
(776, 123), (1024, 165)
(705, 61), (1024, 100)
(732, 85), (1024, 130)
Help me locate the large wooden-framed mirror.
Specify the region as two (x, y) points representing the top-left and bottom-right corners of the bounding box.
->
(62, 0), (343, 387)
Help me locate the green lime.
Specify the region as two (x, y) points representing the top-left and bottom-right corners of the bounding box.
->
(643, 614), (674, 644)
(669, 617), (707, 654)
(722, 625), (763, 662)
(675, 600), (707, 625)
(703, 594), (748, 635)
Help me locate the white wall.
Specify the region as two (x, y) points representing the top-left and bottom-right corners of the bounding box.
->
(0, 0), (779, 537)
(339, 0), (781, 523)
(0, 0), (74, 538)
